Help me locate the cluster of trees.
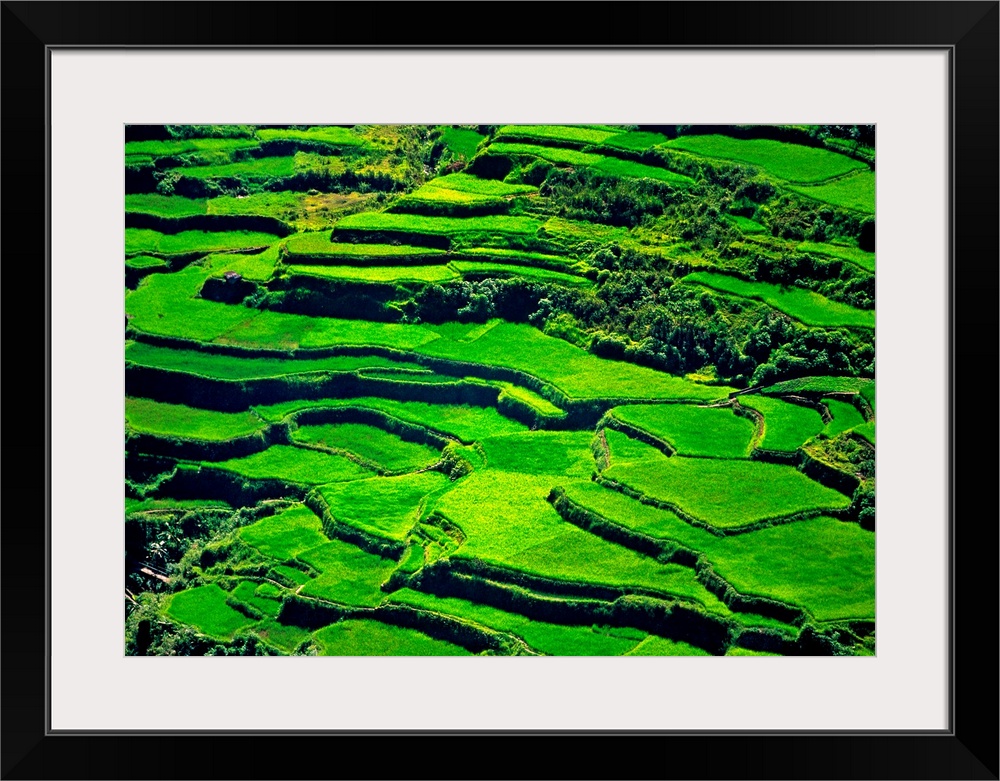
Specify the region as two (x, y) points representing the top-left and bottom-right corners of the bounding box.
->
(540, 168), (684, 227)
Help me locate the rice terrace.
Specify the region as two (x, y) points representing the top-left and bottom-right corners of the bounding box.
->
(125, 124), (876, 657)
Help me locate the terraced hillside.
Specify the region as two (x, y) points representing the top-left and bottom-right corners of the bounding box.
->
(125, 124), (875, 657)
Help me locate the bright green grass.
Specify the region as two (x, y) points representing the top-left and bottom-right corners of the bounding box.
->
(125, 267), (439, 349)
(272, 564), (311, 586)
(164, 584), (256, 640)
(415, 321), (731, 401)
(787, 170), (875, 213)
(335, 211), (544, 238)
(206, 191), (301, 218)
(254, 619), (311, 653)
(405, 173), (537, 204)
(600, 131), (671, 152)
(603, 432), (849, 528)
(254, 397), (527, 441)
(286, 264), (459, 284)
(625, 636), (712, 656)
(479, 431), (594, 478)
(435, 471), (732, 613)
(203, 245), (282, 281)
(611, 403), (756, 458)
(293, 423), (441, 472)
(126, 268), (253, 342)
(316, 472), (451, 542)
(738, 395), (825, 453)
(390, 589), (643, 656)
(313, 618), (471, 656)
(662, 135), (866, 182)
(239, 505), (329, 560)
(256, 126), (368, 146)
(125, 497), (231, 514)
(125, 397), (265, 441)
(125, 228), (279, 256)
(495, 125), (620, 146)
(852, 421), (875, 445)
(283, 233), (447, 260)
(296, 540), (398, 607)
(486, 143), (603, 167)
(563, 482), (874, 620)
(125, 341), (423, 380)
(125, 255), (169, 270)
(797, 241), (875, 272)
(540, 217), (630, 246)
(728, 215), (768, 234)
(860, 381), (875, 412)
(124, 138), (258, 157)
(438, 126), (486, 159)
(451, 262), (591, 287)
(726, 647), (781, 656)
(682, 271), (875, 330)
(125, 194), (208, 217)
(177, 156), (298, 181)
(495, 383), (565, 417)
(456, 247), (575, 268)
(701, 515), (875, 621)
(230, 310), (439, 352)
(760, 376), (874, 396)
(211, 445), (375, 484)
(823, 398), (866, 436)
(589, 157), (694, 186)
(230, 580), (283, 618)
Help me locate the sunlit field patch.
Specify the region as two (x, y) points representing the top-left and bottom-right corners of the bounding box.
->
(682, 271), (875, 330)
(603, 432), (849, 528)
(312, 619), (472, 656)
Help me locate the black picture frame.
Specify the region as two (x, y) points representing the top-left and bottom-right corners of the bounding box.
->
(3, 2), (997, 779)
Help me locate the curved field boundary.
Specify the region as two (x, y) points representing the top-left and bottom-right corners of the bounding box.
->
(125, 211), (292, 237)
(304, 490), (406, 559)
(549, 488), (809, 626)
(275, 594), (530, 655)
(126, 335), (721, 433)
(163, 463), (310, 506)
(659, 134), (866, 184)
(735, 400), (860, 496)
(786, 170), (875, 215)
(693, 556), (808, 626)
(284, 439), (392, 477)
(412, 561), (732, 656)
(125, 364), (502, 414)
(779, 393), (833, 423)
(125, 424), (288, 463)
(598, 413), (677, 457)
(601, 402), (761, 461)
(731, 399), (765, 450)
(288, 406), (453, 450)
(797, 450), (862, 497)
(681, 272), (875, 331)
(594, 475), (848, 536)
(548, 487), (695, 564)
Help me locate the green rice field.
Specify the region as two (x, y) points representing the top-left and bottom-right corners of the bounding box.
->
(682, 271), (875, 329)
(662, 134), (866, 182)
(787, 170), (875, 213)
(603, 432), (850, 528)
(738, 395), (826, 453)
(610, 403), (756, 458)
(126, 124), (875, 658)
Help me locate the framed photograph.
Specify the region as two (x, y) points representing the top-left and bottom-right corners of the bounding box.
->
(4, 2), (996, 778)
